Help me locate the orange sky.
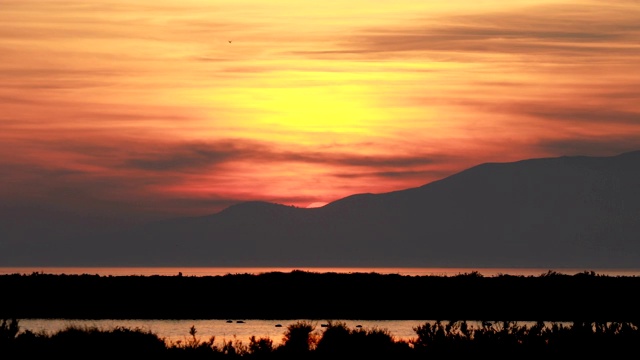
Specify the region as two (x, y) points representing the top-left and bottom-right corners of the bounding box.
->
(1, 0), (639, 221)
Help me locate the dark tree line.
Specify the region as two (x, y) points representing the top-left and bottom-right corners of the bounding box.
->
(1, 270), (638, 321)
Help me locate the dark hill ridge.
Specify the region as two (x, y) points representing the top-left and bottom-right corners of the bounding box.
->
(5, 150), (640, 267)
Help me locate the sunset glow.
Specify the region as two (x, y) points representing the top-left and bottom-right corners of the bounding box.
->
(1, 0), (639, 222)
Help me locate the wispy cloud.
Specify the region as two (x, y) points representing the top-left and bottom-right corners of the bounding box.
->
(0, 135), (451, 218)
(297, 3), (640, 61)
(333, 168), (453, 181)
(122, 140), (267, 172)
(118, 139), (444, 173)
(524, 108), (640, 126)
(447, 99), (640, 127)
(535, 136), (640, 157)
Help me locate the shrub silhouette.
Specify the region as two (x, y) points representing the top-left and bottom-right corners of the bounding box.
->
(46, 325), (167, 358)
(411, 320), (476, 356)
(315, 320), (351, 355)
(247, 335), (274, 359)
(278, 320), (318, 356)
(166, 324), (222, 358)
(0, 319), (19, 344)
(313, 320), (411, 357)
(352, 325), (411, 357)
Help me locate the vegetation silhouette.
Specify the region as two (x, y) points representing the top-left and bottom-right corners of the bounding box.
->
(1, 270), (639, 321)
(278, 320), (317, 355)
(2, 318), (640, 358)
(315, 320), (411, 357)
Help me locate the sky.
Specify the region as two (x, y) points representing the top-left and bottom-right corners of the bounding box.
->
(1, 0), (639, 226)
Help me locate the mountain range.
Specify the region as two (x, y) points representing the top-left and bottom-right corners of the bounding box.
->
(3, 150), (640, 268)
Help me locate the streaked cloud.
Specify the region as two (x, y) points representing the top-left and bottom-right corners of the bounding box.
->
(0, 133), (453, 218)
(299, 3), (640, 61)
(535, 136), (640, 157)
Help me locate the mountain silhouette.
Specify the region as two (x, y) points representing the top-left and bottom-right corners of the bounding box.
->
(3, 150), (640, 267)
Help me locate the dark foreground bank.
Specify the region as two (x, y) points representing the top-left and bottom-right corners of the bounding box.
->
(1, 270), (638, 321)
(2, 318), (639, 359)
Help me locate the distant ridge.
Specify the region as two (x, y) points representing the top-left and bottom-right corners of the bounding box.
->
(3, 150), (640, 268)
